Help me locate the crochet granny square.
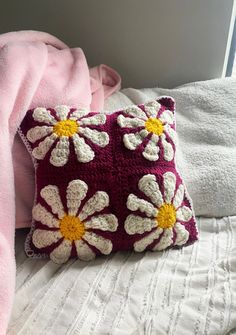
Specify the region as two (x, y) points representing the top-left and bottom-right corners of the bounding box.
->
(19, 98), (198, 264)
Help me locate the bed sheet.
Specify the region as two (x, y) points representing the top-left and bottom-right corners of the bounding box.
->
(8, 216), (236, 334)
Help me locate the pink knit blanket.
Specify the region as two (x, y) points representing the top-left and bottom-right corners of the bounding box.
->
(0, 30), (121, 334)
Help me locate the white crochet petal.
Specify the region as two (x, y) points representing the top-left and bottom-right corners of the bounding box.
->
(33, 107), (57, 125)
(32, 204), (59, 228)
(163, 171), (176, 204)
(144, 101), (161, 118)
(152, 228), (173, 251)
(117, 115), (145, 128)
(79, 127), (109, 147)
(176, 206), (192, 222)
(159, 110), (174, 125)
(164, 124), (177, 146)
(66, 179), (88, 216)
(140, 129), (150, 137)
(32, 229), (62, 249)
(26, 126), (53, 143)
(123, 130), (148, 150)
(149, 133), (159, 144)
(124, 214), (157, 235)
(127, 194), (158, 217)
(50, 136), (70, 167)
(123, 106), (147, 120)
(79, 191), (109, 221)
(173, 184), (185, 209)
(32, 133), (57, 160)
(133, 228), (163, 252)
(83, 232), (112, 255)
(142, 139), (160, 161)
(75, 240), (96, 261)
(174, 222), (189, 246)
(54, 105), (70, 121)
(40, 185), (65, 219)
(50, 239), (72, 264)
(70, 108), (89, 120)
(161, 134), (174, 161)
(84, 214), (118, 232)
(79, 114), (106, 126)
(138, 174), (163, 208)
(72, 134), (95, 163)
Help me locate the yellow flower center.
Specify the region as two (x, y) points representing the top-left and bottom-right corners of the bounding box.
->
(145, 118), (164, 136)
(53, 120), (78, 137)
(156, 204), (176, 229)
(59, 215), (85, 241)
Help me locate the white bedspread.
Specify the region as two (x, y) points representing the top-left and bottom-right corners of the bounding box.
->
(8, 216), (236, 334)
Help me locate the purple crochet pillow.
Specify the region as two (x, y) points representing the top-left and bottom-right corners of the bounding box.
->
(19, 98), (198, 264)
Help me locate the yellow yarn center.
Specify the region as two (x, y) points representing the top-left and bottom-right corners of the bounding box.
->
(156, 204), (176, 229)
(53, 120), (78, 137)
(59, 215), (85, 241)
(145, 118), (164, 136)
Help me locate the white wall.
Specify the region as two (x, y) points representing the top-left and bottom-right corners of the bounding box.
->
(0, 0), (235, 88)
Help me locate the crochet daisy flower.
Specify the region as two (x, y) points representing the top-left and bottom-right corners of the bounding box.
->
(32, 179), (118, 264)
(124, 172), (192, 252)
(117, 100), (176, 161)
(26, 105), (109, 166)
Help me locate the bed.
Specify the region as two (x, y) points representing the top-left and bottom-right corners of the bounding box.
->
(10, 216), (236, 335)
(8, 80), (236, 334)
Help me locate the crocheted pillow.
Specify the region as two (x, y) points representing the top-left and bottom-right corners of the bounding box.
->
(19, 98), (198, 264)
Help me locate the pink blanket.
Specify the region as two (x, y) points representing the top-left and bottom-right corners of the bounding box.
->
(0, 30), (121, 334)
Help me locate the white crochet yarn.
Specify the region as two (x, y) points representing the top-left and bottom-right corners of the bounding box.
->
(32, 204), (59, 228)
(32, 179), (118, 264)
(66, 179), (88, 216)
(117, 115), (145, 128)
(83, 232), (112, 255)
(79, 191), (109, 221)
(138, 175), (163, 208)
(127, 194), (158, 217)
(32, 134), (57, 160)
(123, 106), (147, 119)
(152, 228), (174, 251)
(123, 132), (143, 150)
(159, 110), (174, 124)
(50, 136), (70, 167)
(32, 107), (56, 125)
(79, 114), (106, 126)
(163, 172), (176, 204)
(79, 127), (109, 147)
(117, 101), (176, 162)
(161, 134), (174, 161)
(133, 229), (163, 252)
(40, 185), (65, 219)
(55, 105), (70, 121)
(142, 137), (160, 161)
(32, 230), (62, 249)
(69, 108), (88, 120)
(27, 106), (109, 166)
(124, 172), (192, 252)
(27, 125), (53, 143)
(84, 214), (118, 232)
(124, 215), (157, 235)
(72, 134), (95, 163)
(144, 100), (161, 118)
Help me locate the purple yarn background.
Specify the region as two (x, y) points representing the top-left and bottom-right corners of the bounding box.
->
(19, 97), (198, 258)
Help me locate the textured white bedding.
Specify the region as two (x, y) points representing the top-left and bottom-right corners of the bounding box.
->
(9, 216), (236, 334)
